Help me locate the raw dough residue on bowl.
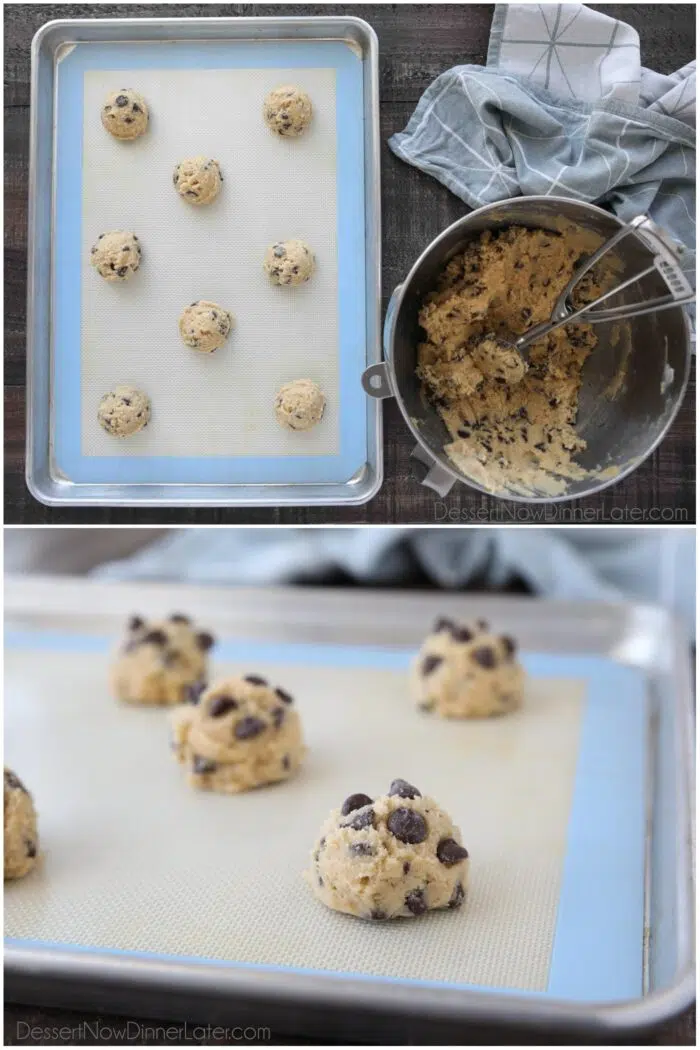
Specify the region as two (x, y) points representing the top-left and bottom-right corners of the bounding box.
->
(417, 225), (614, 496)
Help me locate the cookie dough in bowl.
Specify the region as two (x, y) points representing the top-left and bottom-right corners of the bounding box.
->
(179, 301), (233, 353)
(4, 769), (39, 881)
(173, 157), (223, 205)
(101, 88), (149, 140)
(263, 86), (313, 137)
(111, 613), (215, 707)
(170, 675), (304, 793)
(90, 231), (141, 281)
(275, 379), (326, 431)
(307, 779), (469, 920)
(411, 616), (525, 718)
(98, 386), (151, 437)
(263, 240), (315, 286)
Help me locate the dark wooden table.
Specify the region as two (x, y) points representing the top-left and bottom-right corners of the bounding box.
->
(4, 3), (696, 524)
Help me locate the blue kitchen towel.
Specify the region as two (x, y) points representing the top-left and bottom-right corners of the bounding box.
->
(389, 4), (696, 286)
(92, 528), (695, 640)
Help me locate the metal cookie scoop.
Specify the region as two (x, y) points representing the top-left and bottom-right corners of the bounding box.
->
(494, 215), (695, 363)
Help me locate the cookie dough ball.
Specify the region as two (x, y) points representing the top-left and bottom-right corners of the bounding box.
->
(111, 614), (215, 707)
(98, 385), (151, 437)
(4, 769), (39, 881)
(307, 779), (469, 921)
(179, 300), (233, 353)
(411, 617), (525, 718)
(263, 85), (313, 137)
(171, 675), (304, 793)
(173, 157), (223, 206)
(90, 231), (141, 282)
(263, 240), (315, 286)
(275, 379), (326, 431)
(471, 335), (527, 386)
(101, 88), (149, 140)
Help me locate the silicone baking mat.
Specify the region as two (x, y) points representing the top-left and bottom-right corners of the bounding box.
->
(52, 40), (367, 485)
(5, 630), (647, 1002)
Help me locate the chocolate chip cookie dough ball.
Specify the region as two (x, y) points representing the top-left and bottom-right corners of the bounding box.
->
(90, 231), (141, 282)
(4, 769), (39, 881)
(98, 385), (151, 437)
(411, 617), (525, 718)
(263, 85), (313, 137)
(307, 780), (469, 920)
(101, 88), (149, 140)
(179, 300), (233, 354)
(170, 675), (304, 793)
(111, 614), (215, 707)
(263, 240), (315, 286)
(275, 379), (325, 432)
(173, 157), (222, 206)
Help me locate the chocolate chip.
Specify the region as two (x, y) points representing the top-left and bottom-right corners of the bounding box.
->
(234, 716), (266, 740)
(387, 808), (428, 845)
(128, 615), (144, 631)
(169, 613), (191, 624)
(116, 266), (128, 277)
(501, 636), (517, 658)
(209, 695), (238, 717)
(451, 626), (473, 643)
(343, 808), (374, 831)
(349, 842), (375, 857)
(472, 646), (496, 669)
(403, 861), (411, 874)
(341, 793), (373, 816)
(275, 688), (294, 705)
(196, 632), (215, 652)
(369, 910), (387, 921)
(421, 654), (443, 676)
(185, 680), (207, 704)
(436, 838), (469, 867)
(449, 881), (465, 909)
(318, 876), (324, 887)
(272, 707), (285, 729)
(193, 756), (217, 774)
(115, 94), (129, 107)
(389, 779), (421, 800)
(124, 117), (133, 125)
(273, 245), (286, 258)
(433, 617), (455, 633)
(244, 675), (267, 686)
(405, 889), (427, 916)
(282, 754), (290, 771)
(26, 840), (37, 859)
(132, 103), (141, 113)
(143, 629), (167, 646)
(4, 771), (27, 793)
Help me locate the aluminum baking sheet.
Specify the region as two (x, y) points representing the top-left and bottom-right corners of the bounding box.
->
(27, 18), (381, 505)
(7, 581), (683, 1042)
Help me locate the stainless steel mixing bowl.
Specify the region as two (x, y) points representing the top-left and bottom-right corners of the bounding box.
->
(363, 197), (691, 501)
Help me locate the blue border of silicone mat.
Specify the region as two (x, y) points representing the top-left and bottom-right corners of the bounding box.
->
(53, 41), (367, 485)
(5, 631), (647, 1003)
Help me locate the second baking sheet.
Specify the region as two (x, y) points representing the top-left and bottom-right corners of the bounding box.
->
(5, 630), (646, 1000)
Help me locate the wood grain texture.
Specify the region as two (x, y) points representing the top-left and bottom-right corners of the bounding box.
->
(3, 3), (696, 525)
